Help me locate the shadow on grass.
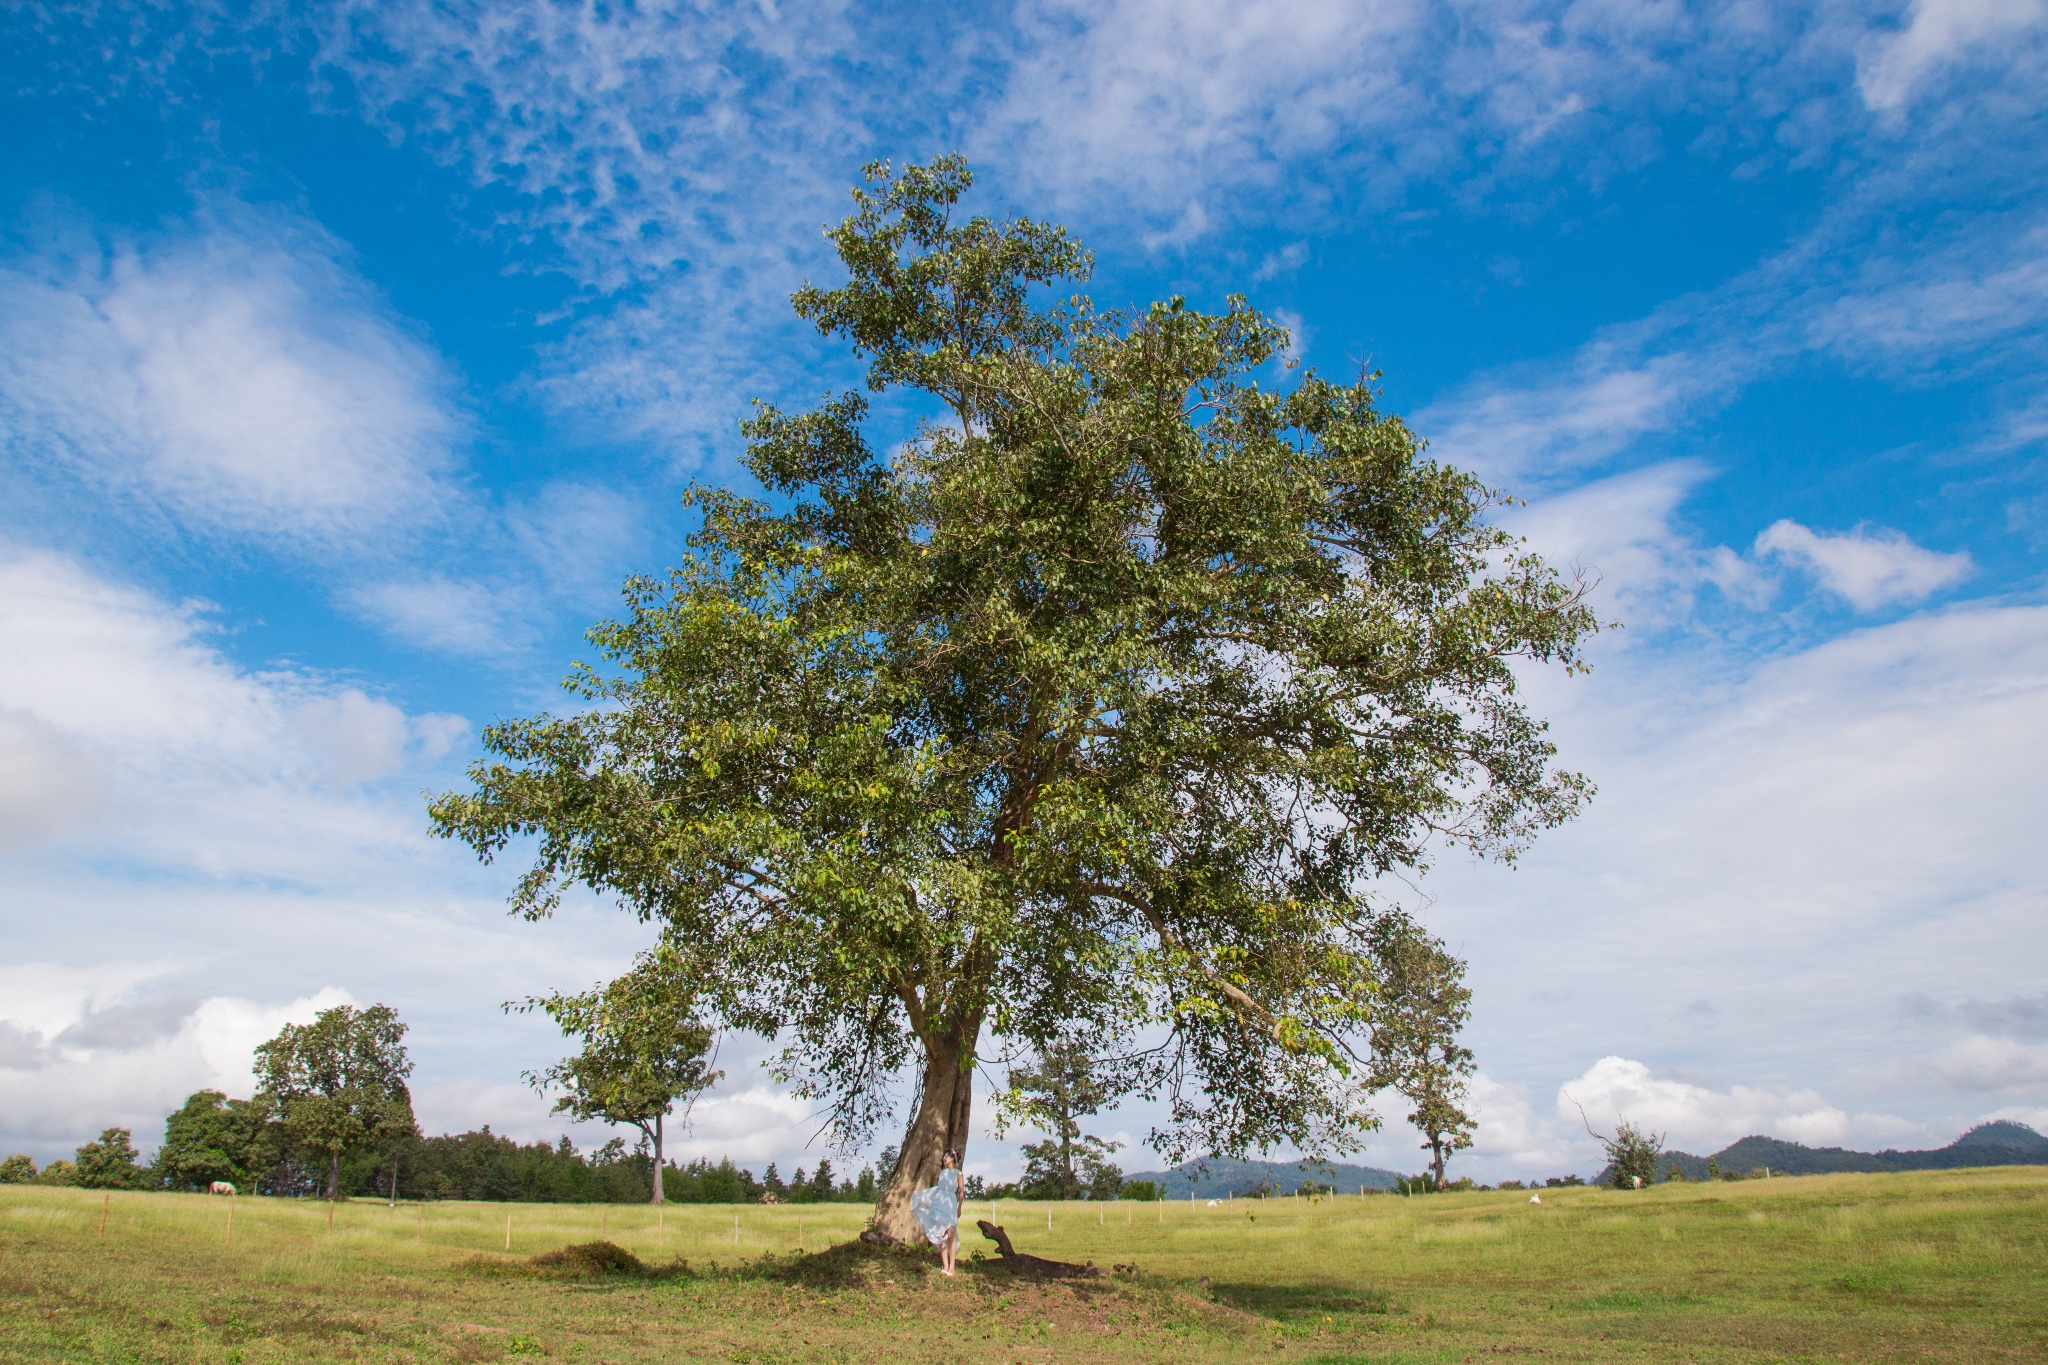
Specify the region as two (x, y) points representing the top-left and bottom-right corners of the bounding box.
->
(1301, 1353), (1460, 1365)
(1206, 1281), (1398, 1322)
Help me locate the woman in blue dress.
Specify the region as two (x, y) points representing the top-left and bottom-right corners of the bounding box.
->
(910, 1148), (965, 1275)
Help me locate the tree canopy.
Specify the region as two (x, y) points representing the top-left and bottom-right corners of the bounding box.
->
(1366, 911), (1477, 1189)
(72, 1127), (150, 1190)
(517, 939), (720, 1204)
(154, 1089), (269, 1192)
(430, 156), (1597, 1240)
(254, 1003), (416, 1200)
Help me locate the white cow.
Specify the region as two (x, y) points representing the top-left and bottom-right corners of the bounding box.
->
(209, 1181), (237, 1195)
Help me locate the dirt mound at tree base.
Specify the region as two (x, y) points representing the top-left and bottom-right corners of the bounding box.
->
(526, 1241), (674, 1278)
(756, 1237), (937, 1289)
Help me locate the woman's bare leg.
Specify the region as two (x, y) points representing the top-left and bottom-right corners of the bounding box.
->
(941, 1227), (958, 1275)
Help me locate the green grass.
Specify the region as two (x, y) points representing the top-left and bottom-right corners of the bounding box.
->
(3, 1167), (2045, 1362)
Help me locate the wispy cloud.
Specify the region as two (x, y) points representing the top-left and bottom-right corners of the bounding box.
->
(1857, 0), (2048, 112)
(1754, 520), (1972, 609)
(0, 208), (467, 550)
(0, 544), (463, 874)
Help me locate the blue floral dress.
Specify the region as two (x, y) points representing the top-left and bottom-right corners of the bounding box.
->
(910, 1169), (962, 1246)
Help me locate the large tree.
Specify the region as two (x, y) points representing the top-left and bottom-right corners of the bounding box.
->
(430, 157), (1597, 1242)
(255, 1004), (416, 1200)
(517, 939), (720, 1204)
(1366, 911), (1477, 1189)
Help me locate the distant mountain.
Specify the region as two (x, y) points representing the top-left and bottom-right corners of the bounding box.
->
(1942, 1120), (2048, 1154)
(1646, 1121), (2048, 1182)
(1122, 1156), (1405, 1198)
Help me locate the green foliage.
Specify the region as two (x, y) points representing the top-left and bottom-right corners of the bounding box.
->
(73, 1128), (150, 1189)
(30, 1159), (77, 1186)
(1598, 1120), (1667, 1190)
(0, 1154), (34, 1184)
(1121, 1179), (1161, 1201)
(430, 157), (1597, 1225)
(154, 1090), (268, 1192)
(517, 940), (719, 1202)
(664, 1156), (764, 1204)
(394, 1130), (654, 1203)
(1005, 1041), (1123, 1200)
(1366, 912), (1476, 1189)
(254, 1004), (416, 1199)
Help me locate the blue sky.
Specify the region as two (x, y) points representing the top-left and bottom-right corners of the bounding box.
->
(3, 0), (2045, 1182)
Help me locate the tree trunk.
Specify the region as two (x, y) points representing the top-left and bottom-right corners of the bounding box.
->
(327, 1149), (341, 1201)
(649, 1113), (666, 1205)
(869, 1030), (976, 1243)
(1429, 1137), (1446, 1190)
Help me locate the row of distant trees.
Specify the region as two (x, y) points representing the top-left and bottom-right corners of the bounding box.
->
(0, 1118), (885, 1205)
(1, 909), (1481, 1197)
(1, 1003), (418, 1197)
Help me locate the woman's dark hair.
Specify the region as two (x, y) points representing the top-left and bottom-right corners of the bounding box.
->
(942, 1148), (960, 1167)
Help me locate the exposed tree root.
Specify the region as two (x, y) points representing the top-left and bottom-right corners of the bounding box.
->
(975, 1221), (1102, 1279)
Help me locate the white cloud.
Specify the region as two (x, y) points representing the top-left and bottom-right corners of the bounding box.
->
(0, 962), (354, 1150)
(1461, 1073), (1581, 1175)
(985, 0), (1699, 228)
(1959, 994), (2048, 1041)
(1421, 597), (2048, 1171)
(1804, 225), (2048, 360)
(1419, 349), (1720, 485)
(345, 576), (535, 660)
(1754, 519), (1972, 609)
(1559, 1055), (1861, 1151)
(1987, 1104), (2048, 1132)
(0, 707), (115, 849)
(1857, 0), (2048, 111)
(1499, 460), (1767, 627)
(1913, 1036), (2048, 1093)
(0, 211), (466, 550)
(307, 0), (881, 455)
(0, 544), (466, 871)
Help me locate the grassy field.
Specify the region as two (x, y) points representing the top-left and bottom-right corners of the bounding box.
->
(3, 1167), (2045, 1363)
